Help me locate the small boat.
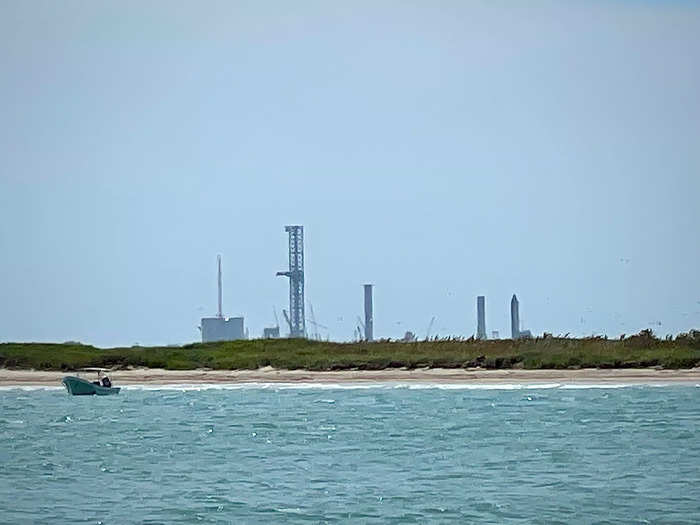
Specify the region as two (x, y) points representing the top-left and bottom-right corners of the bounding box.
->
(62, 368), (120, 396)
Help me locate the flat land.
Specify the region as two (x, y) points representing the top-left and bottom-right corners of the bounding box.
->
(1, 333), (699, 382)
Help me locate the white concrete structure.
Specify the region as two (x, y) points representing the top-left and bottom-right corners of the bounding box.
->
(201, 316), (245, 342)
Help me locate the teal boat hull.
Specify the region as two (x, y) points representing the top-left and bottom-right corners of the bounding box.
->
(62, 376), (120, 396)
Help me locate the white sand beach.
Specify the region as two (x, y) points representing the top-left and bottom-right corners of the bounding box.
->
(1, 367), (699, 386)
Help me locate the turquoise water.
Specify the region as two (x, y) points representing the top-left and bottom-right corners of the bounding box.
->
(1, 384), (699, 524)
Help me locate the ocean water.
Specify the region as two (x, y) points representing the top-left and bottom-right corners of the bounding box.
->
(1, 384), (699, 524)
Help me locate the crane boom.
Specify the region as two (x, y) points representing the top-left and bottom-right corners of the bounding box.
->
(282, 309), (293, 334)
(425, 316), (436, 340)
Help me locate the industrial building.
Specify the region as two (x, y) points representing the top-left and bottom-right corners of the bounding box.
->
(277, 225), (306, 338)
(263, 326), (280, 339)
(201, 316), (245, 342)
(200, 255), (246, 343)
(476, 296), (487, 339)
(364, 284), (374, 342)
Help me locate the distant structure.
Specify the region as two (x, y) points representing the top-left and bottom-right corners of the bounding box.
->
(263, 327), (280, 338)
(425, 316), (436, 340)
(476, 296), (487, 339)
(364, 284), (374, 342)
(217, 254), (223, 319)
(307, 302), (325, 341)
(511, 294), (531, 339)
(511, 294), (520, 340)
(276, 226), (305, 338)
(263, 308), (281, 338)
(201, 255), (245, 342)
(202, 316), (245, 342)
(491, 330), (499, 339)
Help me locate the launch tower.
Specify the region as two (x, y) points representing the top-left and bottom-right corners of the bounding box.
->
(276, 225), (306, 338)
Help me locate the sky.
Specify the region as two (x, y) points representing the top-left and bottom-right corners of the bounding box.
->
(1, 1), (699, 347)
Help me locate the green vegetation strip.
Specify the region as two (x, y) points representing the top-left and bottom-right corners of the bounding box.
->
(2, 331), (699, 371)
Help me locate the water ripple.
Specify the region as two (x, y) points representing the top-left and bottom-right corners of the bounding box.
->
(1, 386), (699, 522)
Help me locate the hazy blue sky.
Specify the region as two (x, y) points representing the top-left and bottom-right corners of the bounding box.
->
(1, 1), (699, 347)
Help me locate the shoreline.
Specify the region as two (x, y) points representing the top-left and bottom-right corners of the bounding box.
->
(1, 367), (699, 386)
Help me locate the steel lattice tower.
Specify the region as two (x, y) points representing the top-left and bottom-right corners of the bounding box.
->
(276, 225), (305, 338)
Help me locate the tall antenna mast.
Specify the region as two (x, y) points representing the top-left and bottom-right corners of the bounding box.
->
(217, 255), (223, 319)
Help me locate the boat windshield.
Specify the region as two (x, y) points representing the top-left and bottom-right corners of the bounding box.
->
(76, 368), (113, 386)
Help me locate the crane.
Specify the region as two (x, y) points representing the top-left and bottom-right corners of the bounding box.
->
(282, 309), (293, 336)
(308, 302), (324, 341)
(425, 316), (436, 340)
(356, 316), (366, 341)
(262, 307), (281, 339)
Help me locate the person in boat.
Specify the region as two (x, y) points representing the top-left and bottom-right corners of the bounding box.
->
(91, 370), (111, 387)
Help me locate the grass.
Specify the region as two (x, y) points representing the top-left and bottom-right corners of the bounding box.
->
(1, 330), (699, 371)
